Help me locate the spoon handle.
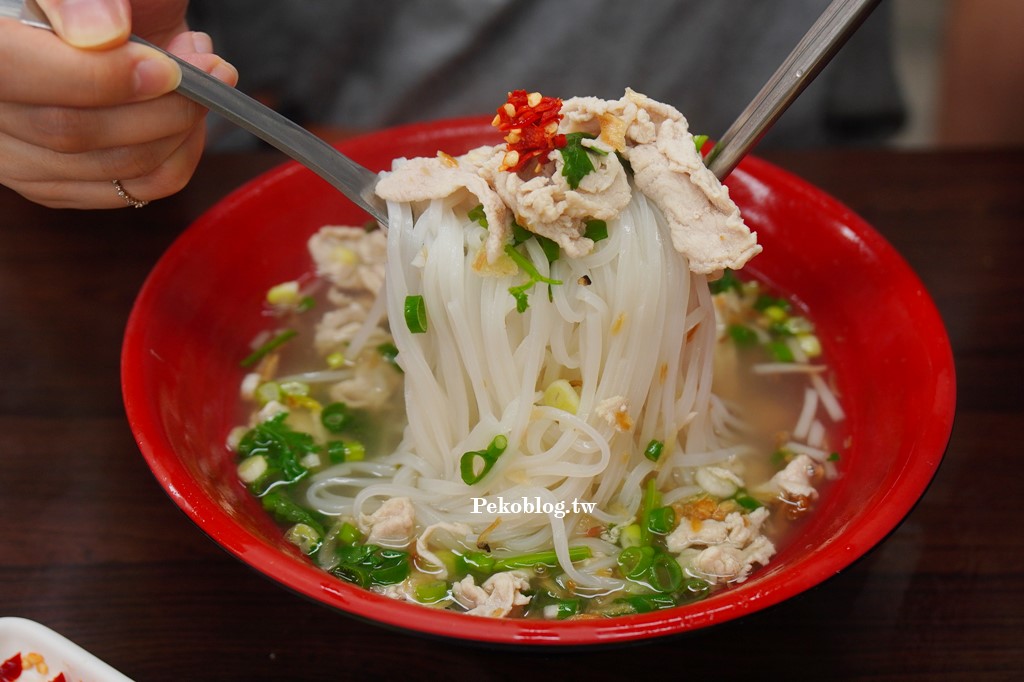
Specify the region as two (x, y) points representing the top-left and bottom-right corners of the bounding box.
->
(9, 0), (388, 223)
(705, 0), (882, 181)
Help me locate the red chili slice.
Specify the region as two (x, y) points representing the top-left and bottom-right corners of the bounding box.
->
(0, 653), (22, 682)
(493, 90), (566, 173)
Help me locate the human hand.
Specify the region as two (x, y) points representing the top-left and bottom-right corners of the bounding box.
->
(0, 0), (238, 208)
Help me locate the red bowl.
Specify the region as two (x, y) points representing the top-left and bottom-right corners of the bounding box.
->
(121, 117), (955, 645)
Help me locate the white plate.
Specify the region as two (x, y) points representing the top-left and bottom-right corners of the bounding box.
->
(0, 618), (132, 682)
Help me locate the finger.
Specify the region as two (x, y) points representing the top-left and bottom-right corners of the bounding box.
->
(0, 20), (180, 105)
(35, 0), (131, 50)
(6, 122), (207, 209)
(0, 50), (236, 152)
(0, 123), (191, 184)
(0, 95), (200, 153)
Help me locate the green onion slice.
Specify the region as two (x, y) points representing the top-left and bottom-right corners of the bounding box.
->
(459, 434), (509, 485)
(643, 439), (664, 462)
(404, 295), (428, 333)
(240, 329), (297, 368)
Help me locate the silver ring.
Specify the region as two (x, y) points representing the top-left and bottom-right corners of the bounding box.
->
(112, 179), (149, 208)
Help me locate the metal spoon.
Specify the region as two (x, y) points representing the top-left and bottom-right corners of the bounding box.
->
(705, 0), (882, 179)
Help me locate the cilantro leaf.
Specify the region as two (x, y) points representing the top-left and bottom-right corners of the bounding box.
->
(237, 413), (317, 494)
(467, 203), (488, 227)
(559, 132), (599, 190)
(583, 219), (608, 243)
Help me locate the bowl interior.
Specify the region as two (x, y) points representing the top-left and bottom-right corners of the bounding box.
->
(122, 118), (955, 645)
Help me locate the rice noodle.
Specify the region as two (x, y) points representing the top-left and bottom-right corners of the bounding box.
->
(304, 188), (726, 582)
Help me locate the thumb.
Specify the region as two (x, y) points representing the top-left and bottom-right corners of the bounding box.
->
(35, 0), (131, 50)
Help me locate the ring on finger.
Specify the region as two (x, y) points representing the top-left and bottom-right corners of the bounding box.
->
(112, 179), (149, 208)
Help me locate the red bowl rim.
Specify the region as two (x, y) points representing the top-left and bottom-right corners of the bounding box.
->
(121, 116), (955, 646)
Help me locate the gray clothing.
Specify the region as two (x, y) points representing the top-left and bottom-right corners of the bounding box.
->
(189, 0), (903, 148)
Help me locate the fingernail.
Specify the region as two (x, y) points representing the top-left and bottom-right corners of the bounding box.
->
(192, 32), (214, 54)
(133, 54), (182, 98)
(54, 0), (130, 49)
(211, 59), (239, 86)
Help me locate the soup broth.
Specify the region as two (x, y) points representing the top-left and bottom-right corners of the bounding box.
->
(228, 244), (842, 619)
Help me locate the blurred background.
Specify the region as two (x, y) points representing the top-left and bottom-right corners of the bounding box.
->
(191, 0), (1022, 152)
(889, 0), (948, 147)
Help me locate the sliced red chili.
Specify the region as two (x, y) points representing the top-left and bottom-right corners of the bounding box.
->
(0, 653), (22, 682)
(492, 90), (566, 173)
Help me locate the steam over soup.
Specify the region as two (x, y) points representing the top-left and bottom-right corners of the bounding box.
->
(228, 90), (844, 619)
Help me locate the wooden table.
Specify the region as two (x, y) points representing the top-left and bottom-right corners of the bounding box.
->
(2, 149), (1021, 680)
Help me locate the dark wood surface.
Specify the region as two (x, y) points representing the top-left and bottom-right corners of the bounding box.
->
(1, 148), (1021, 681)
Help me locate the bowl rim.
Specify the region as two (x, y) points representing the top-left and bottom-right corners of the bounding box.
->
(121, 116), (956, 646)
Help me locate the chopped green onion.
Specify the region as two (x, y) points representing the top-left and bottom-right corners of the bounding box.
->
(236, 455), (268, 484)
(336, 521), (361, 547)
(771, 448), (794, 468)
(254, 381), (282, 406)
(455, 546), (592, 577)
(240, 329), (297, 368)
(415, 580), (450, 603)
(371, 549), (412, 584)
(459, 434), (509, 485)
(261, 492), (324, 536)
(285, 522), (322, 555)
(638, 478), (661, 546)
(784, 316), (815, 335)
(326, 351), (346, 369)
(728, 324), (758, 346)
(430, 549), (458, 577)
(615, 593), (676, 614)
(296, 295), (316, 312)
(343, 440), (365, 461)
(321, 402), (353, 433)
(377, 342), (401, 369)
(618, 523), (642, 548)
(709, 269), (741, 295)
(325, 439), (364, 464)
(643, 439), (664, 462)
(693, 134), (709, 152)
(754, 294), (790, 313)
(325, 441), (347, 464)
(647, 506), (676, 535)
(733, 489), (763, 511)
(767, 340), (795, 362)
(798, 333), (823, 358)
(332, 544), (410, 587)
(280, 381), (310, 398)
(456, 550), (496, 576)
(676, 577), (711, 604)
(493, 545), (591, 571)
(555, 599), (582, 620)
(404, 295), (428, 333)
(617, 545), (655, 579)
(762, 305), (789, 324)
(647, 552), (684, 592)
(828, 452), (841, 462)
